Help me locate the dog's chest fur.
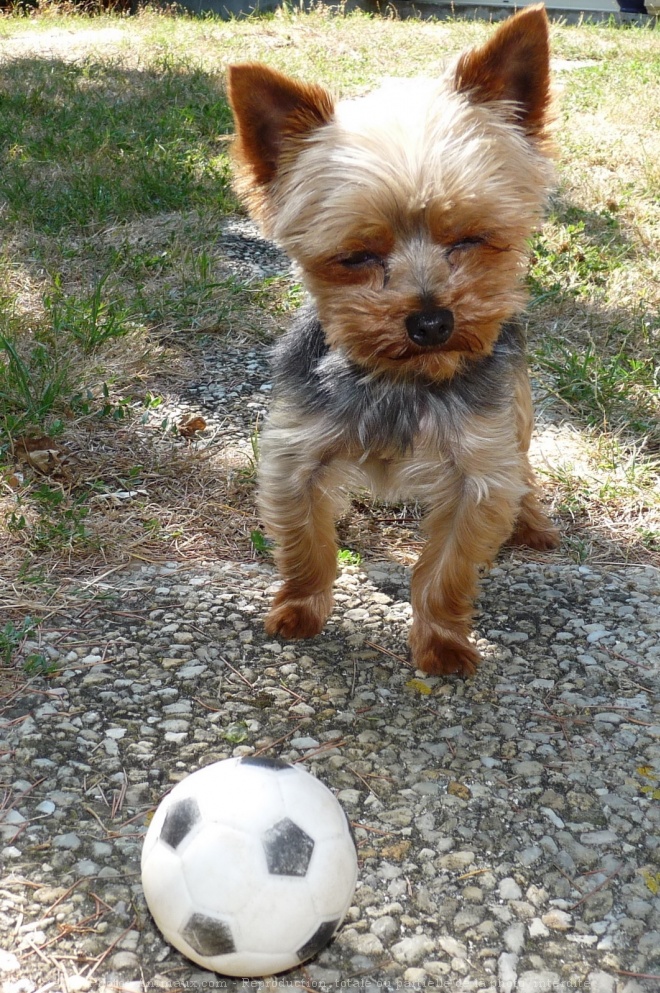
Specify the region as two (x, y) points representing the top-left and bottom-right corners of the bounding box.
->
(271, 305), (526, 454)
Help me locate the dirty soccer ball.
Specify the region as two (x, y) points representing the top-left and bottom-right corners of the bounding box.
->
(141, 756), (358, 977)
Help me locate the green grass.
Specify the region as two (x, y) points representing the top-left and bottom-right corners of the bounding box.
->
(0, 55), (235, 232)
(0, 3), (658, 592)
(535, 342), (660, 447)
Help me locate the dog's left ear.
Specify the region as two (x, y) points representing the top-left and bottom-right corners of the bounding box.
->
(227, 63), (335, 190)
(454, 5), (551, 138)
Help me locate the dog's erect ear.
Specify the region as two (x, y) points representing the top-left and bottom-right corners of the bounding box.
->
(227, 63), (335, 189)
(454, 5), (551, 138)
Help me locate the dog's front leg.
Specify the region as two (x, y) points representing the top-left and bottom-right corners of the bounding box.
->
(258, 427), (341, 640)
(409, 468), (522, 678)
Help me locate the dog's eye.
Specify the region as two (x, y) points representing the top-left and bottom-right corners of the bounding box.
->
(448, 236), (486, 254)
(338, 251), (384, 268)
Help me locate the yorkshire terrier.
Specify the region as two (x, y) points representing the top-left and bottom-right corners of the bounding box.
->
(227, 5), (560, 678)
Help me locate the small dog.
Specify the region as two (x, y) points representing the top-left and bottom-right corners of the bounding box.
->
(227, 5), (559, 678)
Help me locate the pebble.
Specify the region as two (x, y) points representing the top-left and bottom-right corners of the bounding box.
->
(517, 972), (562, 993)
(0, 950), (20, 973)
(499, 878), (523, 901)
(503, 922), (526, 954)
(391, 935), (435, 965)
(587, 972), (616, 993)
(52, 832), (82, 850)
(529, 918), (550, 938)
(541, 909), (572, 931)
(498, 952), (518, 993)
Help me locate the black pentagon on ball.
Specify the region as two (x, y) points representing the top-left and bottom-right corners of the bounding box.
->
(297, 919), (340, 961)
(160, 797), (201, 851)
(262, 817), (314, 876)
(181, 912), (236, 957)
(240, 755), (292, 771)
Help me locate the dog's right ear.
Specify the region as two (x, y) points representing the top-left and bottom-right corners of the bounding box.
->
(227, 64), (335, 192)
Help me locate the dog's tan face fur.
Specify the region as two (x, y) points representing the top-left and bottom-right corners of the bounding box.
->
(227, 7), (560, 677)
(228, 7), (554, 382)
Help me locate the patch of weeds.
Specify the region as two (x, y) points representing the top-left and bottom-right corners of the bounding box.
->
(0, 615), (51, 673)
(46, 274), (135, 354)
(138, 259), (248, 331)
(635, 526), (660, 553)
(10, 485), (97, 555)
(139, 392), (178, 435)
(562, 535), (593, 565)
(97, 383), (134, 423)
(0, 616), (36, 665)
(529, 217), (629, 304)
(250, 529), (272, 556)
(237, 427), (261, 486)
(251, 276), (305, 315)
(24, 652), (60, 677)
(338, 548), (361, 566)
(535, 341), (660, 449)
(0, 332), (75, 449)
(637, 767), (660, 896)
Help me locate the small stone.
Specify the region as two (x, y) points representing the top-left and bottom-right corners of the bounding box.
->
(109, 951), (140, 970)
(391, 934), (435, 965)
(3, 810), (26, 825)
(639, 931), (660, 960)
(425, 961), (451, 977)
(53, 832), (81, 850)
(438, 850), (474, 870)
(290, 736), (320, 749)
(587, 972), (616, 993)
(105, 727), (126, 739)
(580, 830), (618, 845)
(499, 877), (523, 901)
(74, 859), (99, 876)
(497, 952), (518, 993)
(438, 936), (467, 958)
(541, 909), (572, 931)
(517, 845), (543, 866)
(517, 972), (562, 993)
(352, 932), (383, 956)
(453, 907), (484, 931)
(529, 918), (550, 938)
(0, 950), (20, 973)
(370, 916), (398, 942)
(512, 760), (544, 778)
(403, 968), (428, 985)
(503, 922), (525, 954)
(65, 978), (92, 992)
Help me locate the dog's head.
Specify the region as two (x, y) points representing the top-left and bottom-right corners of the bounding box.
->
(228, 6), (554, 382)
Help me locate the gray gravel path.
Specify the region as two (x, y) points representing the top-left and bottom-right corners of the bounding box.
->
(1, 221), (659, 993)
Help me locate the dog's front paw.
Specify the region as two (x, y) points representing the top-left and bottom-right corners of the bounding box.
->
(264, 588), (333, 640)
(410, 623), (481, 678)
(510, 518), (560, 551)
(510, 502), (560, 552)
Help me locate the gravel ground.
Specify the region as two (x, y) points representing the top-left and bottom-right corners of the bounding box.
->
(2, 221), (660, 993)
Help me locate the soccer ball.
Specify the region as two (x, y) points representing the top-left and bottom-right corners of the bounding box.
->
(141, 756), (358, 977)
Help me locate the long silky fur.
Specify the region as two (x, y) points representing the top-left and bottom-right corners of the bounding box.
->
(271, 304), (528, 456)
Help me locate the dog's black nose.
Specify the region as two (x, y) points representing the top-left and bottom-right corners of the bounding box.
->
(405, 307), (454, 347)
